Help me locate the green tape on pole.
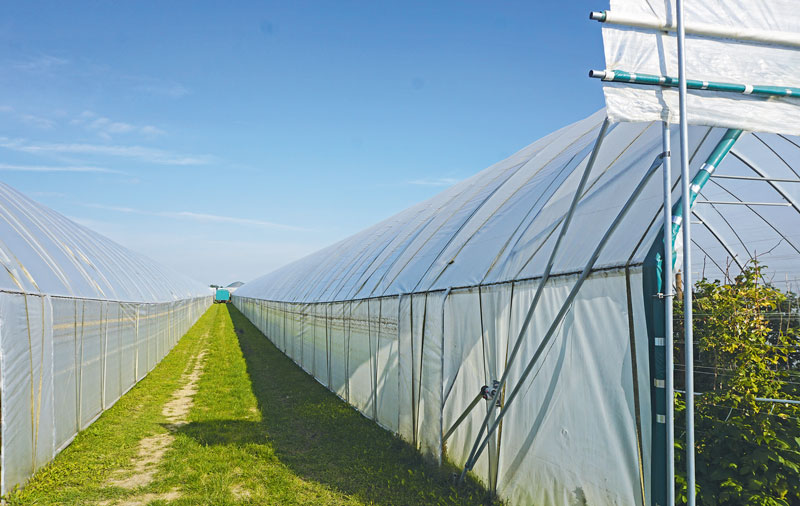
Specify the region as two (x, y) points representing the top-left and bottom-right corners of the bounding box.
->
(642, 127), (741, 506)
(669, 128), (742, 265)
(594, 70), (800, 98)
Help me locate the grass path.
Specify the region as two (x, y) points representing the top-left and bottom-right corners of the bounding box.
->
(5, 304), (496, 505)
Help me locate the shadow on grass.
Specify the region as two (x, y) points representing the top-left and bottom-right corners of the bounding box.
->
(174, 305), (497, 506)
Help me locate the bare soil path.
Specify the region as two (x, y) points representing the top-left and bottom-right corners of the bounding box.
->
(101, 346), (208, 504)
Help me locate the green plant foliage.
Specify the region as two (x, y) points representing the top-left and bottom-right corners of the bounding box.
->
(674, 262), (800, 505)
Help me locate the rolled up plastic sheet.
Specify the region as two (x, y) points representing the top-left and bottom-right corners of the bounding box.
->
(598, 0), (800, 135)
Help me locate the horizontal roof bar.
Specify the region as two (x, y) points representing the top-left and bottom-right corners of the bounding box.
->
(696, 200), (791, 207)
(711, 174), (800, 183)
(589, 69), (800, 98)
(676, 389), (800, 405)
(589, 10), (800, 49)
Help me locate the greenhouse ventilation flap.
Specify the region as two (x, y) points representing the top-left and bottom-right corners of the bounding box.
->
(598, 0), (800, 134)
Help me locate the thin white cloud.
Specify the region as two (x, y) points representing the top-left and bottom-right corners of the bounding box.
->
(27, 191), (67, 198)
(15, 54), (69, 72)
(63, 221), (322, 283)
(0, 106), (57, 129)
(407, 177), (461, 187)
(169, 211), (306, 230)
(72, 110), (166, 138)
(85, 204), (141, 213)
(88, 68), (190, 98)
(133, 80), (189, 98)
(83, 203), (308, 231)
(0, 163), (123, 174)
(0, 137), (211, 166)
(140, 125), (166, 136)
(91, 117), (134, 134)
(19, 114), (56, 129)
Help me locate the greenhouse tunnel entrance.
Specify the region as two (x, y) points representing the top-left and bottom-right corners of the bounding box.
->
(641, 127), (800, 506)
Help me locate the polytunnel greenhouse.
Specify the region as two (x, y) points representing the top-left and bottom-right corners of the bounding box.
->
(234, 109), (800, 505)
(0, 183), (211, 493)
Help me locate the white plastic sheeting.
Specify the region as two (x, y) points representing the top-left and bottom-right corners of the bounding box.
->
(237, 272), (651, 505)
(235, 110), (800, 505)
(600, 0), (800, 135)
(0, 183), (211, 493)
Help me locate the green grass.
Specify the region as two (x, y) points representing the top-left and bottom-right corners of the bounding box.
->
(5, 304), (497, 505)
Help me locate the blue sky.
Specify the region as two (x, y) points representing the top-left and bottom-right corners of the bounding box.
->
(0, 1), (606, 285)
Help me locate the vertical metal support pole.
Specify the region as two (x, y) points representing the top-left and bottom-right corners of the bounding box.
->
(459, 118), (610, 481)
(676, 1), (696, 504)
(459, 152), (666, 482)
(662, 121), (675, 506)
(439, 287), (451, 468)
